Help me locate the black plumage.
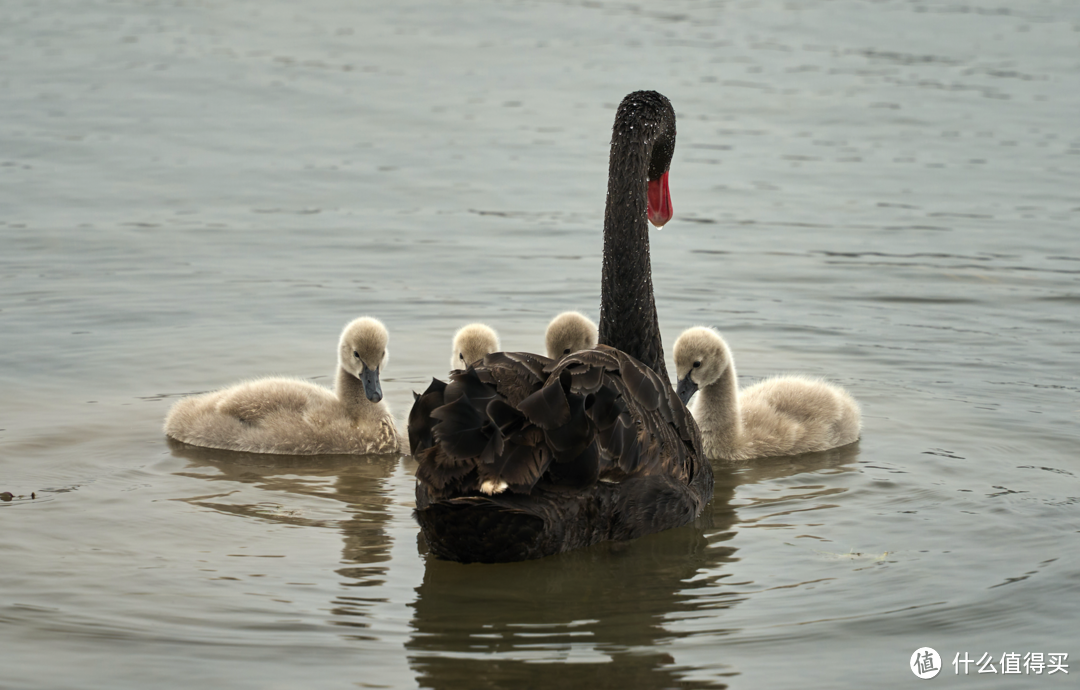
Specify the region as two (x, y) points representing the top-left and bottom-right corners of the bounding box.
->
(408, 378), (447, 454)
(413, 346), (712, 562)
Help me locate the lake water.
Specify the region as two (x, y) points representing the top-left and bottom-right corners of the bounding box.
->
(2, 0), (1078, 687)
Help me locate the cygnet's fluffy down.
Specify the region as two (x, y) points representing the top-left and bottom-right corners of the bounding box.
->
(673, 327), (861, 461)
(451, 324), (500, 370)
(163, 316), (405, 455)
(545, 311), (597, 359)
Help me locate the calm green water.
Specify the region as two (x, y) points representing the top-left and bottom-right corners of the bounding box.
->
(2, 1), (1078, 688)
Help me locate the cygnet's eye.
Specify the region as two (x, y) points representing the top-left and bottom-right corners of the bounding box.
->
(459, 352), (465, 361)
(353, 351), (360, 359)
(563, 348), (571, 355)
(693, 361), (701, 368)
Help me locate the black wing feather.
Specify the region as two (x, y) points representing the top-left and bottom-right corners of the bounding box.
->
(431, 394), (491, 460)
(517, 381), (570, 430)
(408, 378), (448, 453)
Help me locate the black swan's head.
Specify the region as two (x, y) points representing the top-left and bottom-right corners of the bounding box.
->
(612, 91), (677, 228)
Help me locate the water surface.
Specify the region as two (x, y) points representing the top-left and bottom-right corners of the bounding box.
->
(2, 0), (1079, 687)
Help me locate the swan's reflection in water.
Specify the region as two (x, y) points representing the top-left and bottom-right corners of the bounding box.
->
(406, 443), (861, 689)
(167, 439), (403, 640)
(406, 489), (737, 690)
(167, 438), (861, 688)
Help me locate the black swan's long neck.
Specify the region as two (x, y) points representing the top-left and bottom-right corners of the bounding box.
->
(599, 91), (676, 381)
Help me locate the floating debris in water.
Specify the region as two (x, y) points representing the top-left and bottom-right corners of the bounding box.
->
(815, 548), (890, 561)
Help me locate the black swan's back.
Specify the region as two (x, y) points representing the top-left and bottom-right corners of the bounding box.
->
(411, 347), (711, 563)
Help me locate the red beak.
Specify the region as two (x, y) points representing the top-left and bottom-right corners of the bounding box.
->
(647, 171), (673, 228)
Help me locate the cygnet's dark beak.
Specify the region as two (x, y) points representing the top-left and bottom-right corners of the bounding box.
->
(676, 376), (698, 406)
(361, 363), (383, 403)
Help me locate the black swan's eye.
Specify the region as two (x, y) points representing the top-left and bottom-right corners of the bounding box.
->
(693, 361), (701, 368)
(563, 348), (571, 354)
(353, 351), (360, 359)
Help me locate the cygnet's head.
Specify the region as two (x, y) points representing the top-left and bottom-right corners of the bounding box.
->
(672, 327), (734, 405)
(545, 311), (598, 360)
(451, 323), (500, 370)
(339, 316), (390, 403)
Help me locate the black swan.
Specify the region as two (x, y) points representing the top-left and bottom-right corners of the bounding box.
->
(408, 91), (713, 563)
(164, 316), (405, 454)
(673, 327), (861, 461)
